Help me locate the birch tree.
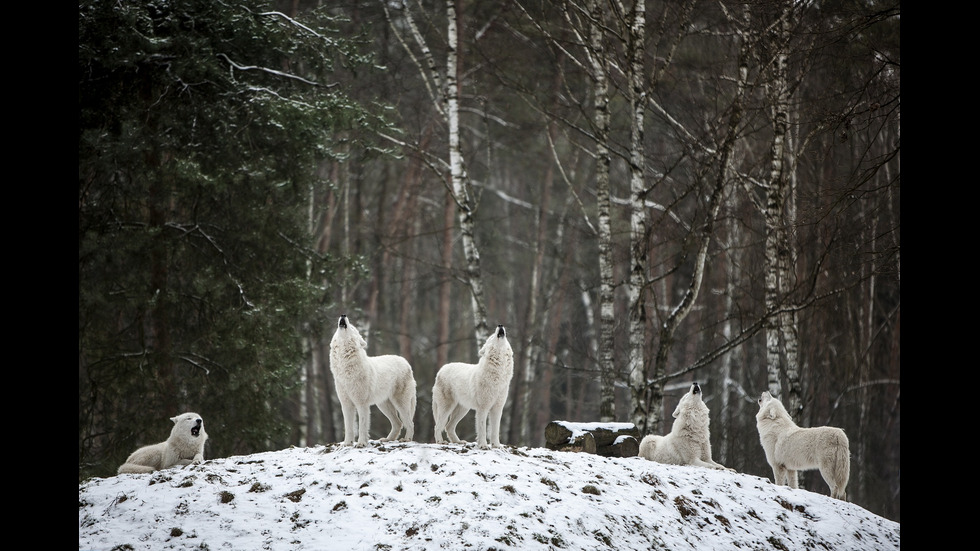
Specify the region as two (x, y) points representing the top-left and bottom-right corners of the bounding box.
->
(582, 0), (617, 423)
(381, 0), (490, 349)
(446, 0), (491, 346)
(760, 0), (804, 419)
(624, 0), (650, 429)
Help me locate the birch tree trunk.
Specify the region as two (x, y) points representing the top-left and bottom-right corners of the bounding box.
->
(381, 0), (489, 352)
(588, 0), (617, 423)
(446, 0), (489, 348)
(762, 1), (803, 420)
(626, 0), (649, 429)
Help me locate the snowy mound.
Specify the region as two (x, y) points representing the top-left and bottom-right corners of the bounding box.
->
(79, 443), (899, 550)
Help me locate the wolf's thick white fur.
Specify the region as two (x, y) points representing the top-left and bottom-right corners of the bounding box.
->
(117, 413), (208, 475)
(639, 383), (731, 470)
(755, 391), (850, 500)
(432, 325), (514, 449)
(329, 314), (417, 447)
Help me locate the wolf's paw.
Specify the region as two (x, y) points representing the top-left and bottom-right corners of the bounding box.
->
(353, 442), (367, 448)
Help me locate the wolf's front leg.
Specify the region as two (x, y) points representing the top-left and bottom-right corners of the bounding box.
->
(474, 409), (489, 449)
(338, 398), (357, 446)
(488, 403), (505, 448)
(355, 404), (372, 447)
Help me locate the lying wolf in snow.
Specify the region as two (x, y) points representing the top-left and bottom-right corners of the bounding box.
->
(639, 382), (731, 470)
(117, 413), (208, 474)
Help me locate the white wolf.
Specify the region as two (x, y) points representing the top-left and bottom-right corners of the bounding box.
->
(117, 413), (208, 475)
(329, 314), (417, 447)
(755, 391), (850, 500)
(432, 324), (514, 449)
(638, 382), (731, 470)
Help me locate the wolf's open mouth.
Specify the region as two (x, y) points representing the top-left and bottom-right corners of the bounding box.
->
(192, 423), (202, 437)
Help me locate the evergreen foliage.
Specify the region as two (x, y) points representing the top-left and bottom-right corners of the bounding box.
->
(78, 0), (387, 479)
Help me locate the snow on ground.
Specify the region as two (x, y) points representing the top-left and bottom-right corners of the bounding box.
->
(79, 442), (899, 551)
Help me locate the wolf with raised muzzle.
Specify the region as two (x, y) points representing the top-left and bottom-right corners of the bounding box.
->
(432, 324), (514, 449)
(329, 314), (417, 447)
(117, 412), (208, 475)
(755, 391), (850, 500)
(638, 382), (732, 470)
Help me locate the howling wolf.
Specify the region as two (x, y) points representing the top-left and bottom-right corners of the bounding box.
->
(329, 314), (417, 447)
(117, 413), (208, 475)
(639, 382), (731, 470)
(755, 391), (850, 500)
(432, 325), (514, 449)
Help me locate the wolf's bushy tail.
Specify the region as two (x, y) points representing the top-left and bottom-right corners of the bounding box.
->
(830, 430), (850, 501)
(117, 463), (156, 475)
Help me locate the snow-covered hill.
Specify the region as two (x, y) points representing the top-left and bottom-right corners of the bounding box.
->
(79, 442), (899, 550)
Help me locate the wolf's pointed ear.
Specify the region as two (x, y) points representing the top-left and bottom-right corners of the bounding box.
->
(357, 335), (367, 349)
(170, 416), (179, 424)
(766, 405), (777, 420)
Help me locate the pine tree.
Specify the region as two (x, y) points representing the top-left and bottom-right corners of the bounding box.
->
(78, 0), (389, 478)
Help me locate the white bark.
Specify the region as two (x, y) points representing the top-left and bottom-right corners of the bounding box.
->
(587, 0), (617, 423)
(627, 0), (648, 429)
(382, 0), (489, 350)
(445, 0), (490, 347)
(763, 1), (803, 422)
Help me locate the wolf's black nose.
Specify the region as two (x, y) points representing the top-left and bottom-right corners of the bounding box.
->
(692, 382), (701, 394)
(339, 314), (348, 328)
(497, 325), (505, 337)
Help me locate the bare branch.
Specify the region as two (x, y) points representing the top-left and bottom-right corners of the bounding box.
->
(217, 53), (336, 88)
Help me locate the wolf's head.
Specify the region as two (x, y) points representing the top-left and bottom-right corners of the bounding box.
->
(170, 412), (205, 438)
(672, 382), (706, 418)
(757, 391), (773, 408)
(756, 392), (788, 422)
(332, 314), (367, 349)
(479, 324), (511, 357)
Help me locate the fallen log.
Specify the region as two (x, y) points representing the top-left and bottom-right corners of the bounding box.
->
(544, 421), (640, 458)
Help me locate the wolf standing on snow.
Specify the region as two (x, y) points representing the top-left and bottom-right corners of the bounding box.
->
(638, 382), (731, 470)
(755, 391), (850, 500)
(329, 314), (417, 447)
(432, 324), (514, 449)
(117, 413), (208, 474)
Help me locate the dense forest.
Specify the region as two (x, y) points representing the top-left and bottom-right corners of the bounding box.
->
(79, 0), (900, 521)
